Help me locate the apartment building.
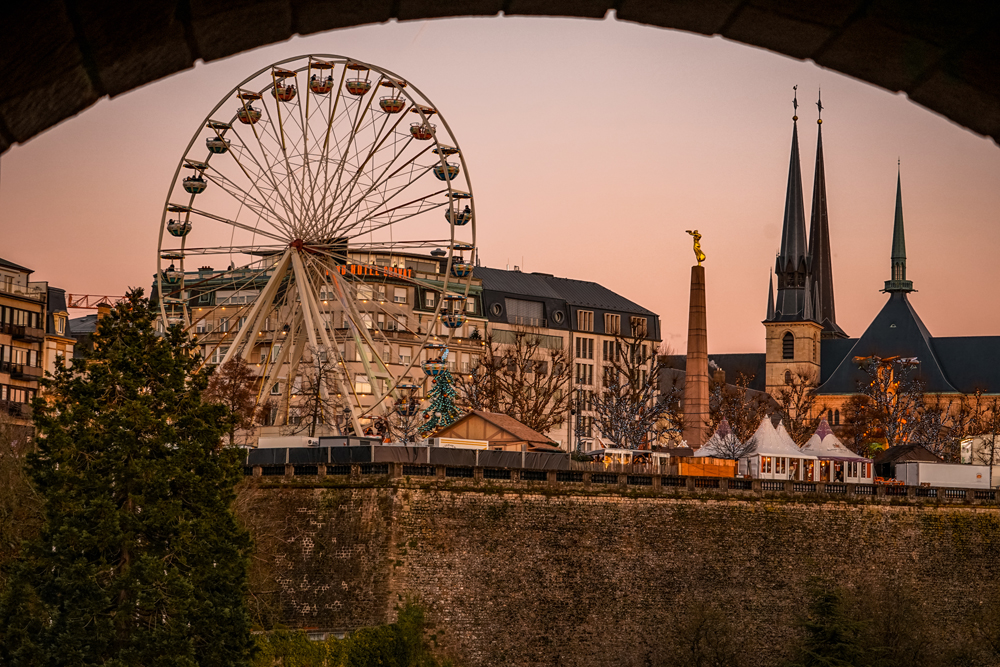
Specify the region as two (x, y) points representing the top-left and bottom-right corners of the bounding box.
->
(0, 258), (73, 431)
(475, 267), (661, 451)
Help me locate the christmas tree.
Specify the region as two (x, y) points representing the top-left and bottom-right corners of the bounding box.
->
(0, 289), (254, 667)
(420, 369), (462, 436)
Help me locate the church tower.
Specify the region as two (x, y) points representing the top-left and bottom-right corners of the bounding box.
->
(764, 91), (823, 394)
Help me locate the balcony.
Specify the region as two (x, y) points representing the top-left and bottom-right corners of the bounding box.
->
(0, 282), (46, 303)
(0, 400), (32, 420)
(9, 363), (43, 380)
(12, 325), (44, 342)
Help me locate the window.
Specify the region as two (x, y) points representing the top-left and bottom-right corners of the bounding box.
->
(55, 315), (65, 335)
(399, 346), (412, 365)
(782, 332), (794, 359)
(355, 374), (372, 394)
(393, 287), (407, 303)
(505, 298), (544, 327)
(466, 297), (476, 313)
(361, 313), (374, 329)
(834, 409), (840, 426)
(575, 363), (593, 385)
(219, 318), (229, 333)
(784, 370), (792, 384)
(604, 314), (621, 335)
(237, 316), (247, 330)
(603, 340), (622, 363)
(196, 320), (207, 334)
(630, 316), (647, 338)
(425, 291), (436, 308)
(575, 337), (594, 360)
(209, 346), (229, 364)
(270, 382), (280, 395)
(577, 310), (593, 332)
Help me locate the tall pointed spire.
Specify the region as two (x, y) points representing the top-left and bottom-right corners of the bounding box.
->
(766, 271), (775, 320)
(807, 92), (846, 337)
(884, 164), (914, 293)
(770, 86), (811, 322)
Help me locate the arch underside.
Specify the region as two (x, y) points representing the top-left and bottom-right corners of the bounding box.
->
(1, 1), (999, 153)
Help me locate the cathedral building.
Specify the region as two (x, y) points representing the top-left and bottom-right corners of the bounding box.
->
(762, 102), (1000, 414)
(665, 100), (1000, 424)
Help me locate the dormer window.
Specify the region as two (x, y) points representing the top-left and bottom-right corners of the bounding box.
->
(54, 314), (66, 336)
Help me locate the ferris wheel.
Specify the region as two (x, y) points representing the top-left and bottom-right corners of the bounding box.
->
(156, 54), (476, 434)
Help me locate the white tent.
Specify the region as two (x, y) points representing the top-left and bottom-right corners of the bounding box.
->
(695, 418), (735, 458)
(800, 419), (873, 483)
(739, 417), (818, 480)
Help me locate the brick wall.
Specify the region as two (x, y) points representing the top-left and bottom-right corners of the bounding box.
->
(242, 479), (1000, 666)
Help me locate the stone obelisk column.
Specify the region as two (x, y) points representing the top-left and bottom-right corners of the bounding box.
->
(683, 231), (709, 449)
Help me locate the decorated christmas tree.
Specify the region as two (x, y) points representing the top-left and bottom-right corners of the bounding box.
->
(420, 368), (462, 436)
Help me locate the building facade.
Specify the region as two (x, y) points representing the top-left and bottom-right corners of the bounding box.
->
(0, 257), (74, 432)
(475, 267), (662, 450)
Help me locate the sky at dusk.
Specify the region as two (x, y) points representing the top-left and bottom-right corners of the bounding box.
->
(2, 15), (999, 353)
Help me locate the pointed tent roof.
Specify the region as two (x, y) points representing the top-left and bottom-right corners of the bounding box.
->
(801, 419), (869, 461)
(695, 418), (734, 457)
(807, 119), (846, 337)
(743, 417), (817, 459)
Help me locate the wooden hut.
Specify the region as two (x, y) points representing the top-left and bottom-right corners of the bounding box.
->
(432, 410), (563, 452)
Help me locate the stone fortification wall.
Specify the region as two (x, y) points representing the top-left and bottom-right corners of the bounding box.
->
(242, 477), (1000, 666)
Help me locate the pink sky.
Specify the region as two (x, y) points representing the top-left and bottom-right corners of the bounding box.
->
(2, 16), (998, 353)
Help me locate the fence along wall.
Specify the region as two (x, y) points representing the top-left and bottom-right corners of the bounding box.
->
(241, 475), (1000, 667)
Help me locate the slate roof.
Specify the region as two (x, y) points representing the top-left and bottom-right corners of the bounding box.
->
(46, 287), (69, 335)
(930, 337), (1000, 394)
(661, 353), (767, 392)
(816, 293), (957, 394)
(474, 267), (656, 316)
(69, 314), (99, 335)
(0, 257), (33, 274)
(872, 444), (942, 466)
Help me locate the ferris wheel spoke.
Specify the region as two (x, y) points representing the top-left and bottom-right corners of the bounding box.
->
(227, 124), (303, 230)
(211, 146), (296, 235)
(318, 113), (412, 238)
(342, 196), (449, 241)
(333, 160), (439, 238)
(185, 205), (288, 243)
(258, 92), (311, 230)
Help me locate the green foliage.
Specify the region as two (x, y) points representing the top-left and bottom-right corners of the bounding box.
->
(420, 370), (461, 436)
(791, 583), (866, 667)
(252, 600), (450, 667)
(0, 289), (255, 667)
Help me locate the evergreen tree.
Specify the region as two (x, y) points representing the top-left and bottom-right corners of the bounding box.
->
(791, 583), (866, 667)
(0, 289), (255, 667)
(420, 369), (461, 436)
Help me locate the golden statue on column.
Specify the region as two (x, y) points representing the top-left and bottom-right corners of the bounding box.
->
(686, 230), (706, 265)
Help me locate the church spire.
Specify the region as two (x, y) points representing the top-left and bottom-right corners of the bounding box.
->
(767, 271), (775, 320)
(770, 87), (811, 322)
(807, 92), (845, 337)
(883, 164), (914, 293)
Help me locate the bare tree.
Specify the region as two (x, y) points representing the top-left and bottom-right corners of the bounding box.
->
(709, 372), (771, 444)
(457, 326), (572, 435)
(851, 355), (926, 448)
(771, 370), (823, 445)
(838, 394), (879, 457)
(203, 358), (258, 445)
(970, 395), (1000, 484)
(287, 349), (348, 437)
(373, 395), (425, 444)
(592, 332), (680, 449)
(705, 418), (757, 460)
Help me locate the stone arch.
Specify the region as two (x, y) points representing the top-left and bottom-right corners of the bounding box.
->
(1, 2), (999, 154)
